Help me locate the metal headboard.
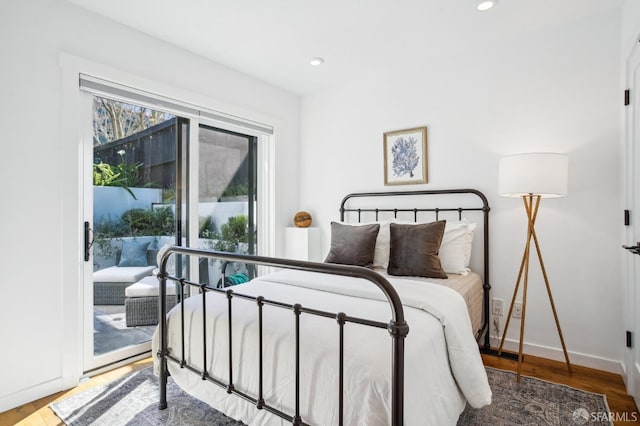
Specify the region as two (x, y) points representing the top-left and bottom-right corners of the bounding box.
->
(339, 189), (491, 349)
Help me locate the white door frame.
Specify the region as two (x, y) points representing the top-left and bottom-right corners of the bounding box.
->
(81, 91), (163, 372)
(624, 38), (640, 407)
(61, 52), (276, 379)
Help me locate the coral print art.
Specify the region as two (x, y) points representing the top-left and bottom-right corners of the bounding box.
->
(391, 136), (420, 178)
(383, 127), (427, 185)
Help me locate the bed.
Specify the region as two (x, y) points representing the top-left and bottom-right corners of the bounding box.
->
(152, 189), (492, 425)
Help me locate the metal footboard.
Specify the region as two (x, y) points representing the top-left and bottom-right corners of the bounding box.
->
(157, 246), (409, 426)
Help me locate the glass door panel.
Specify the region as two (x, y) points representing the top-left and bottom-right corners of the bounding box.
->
(86, 95), (180, 370)
(197, 124), (257, 287)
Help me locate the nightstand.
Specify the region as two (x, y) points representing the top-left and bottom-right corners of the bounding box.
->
(284, 227), (322, 261)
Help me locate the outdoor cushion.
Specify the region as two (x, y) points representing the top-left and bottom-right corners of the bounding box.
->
(93, 265), (155, 283)
(125, 275), (178, 297)
(118, 239), (151, 267)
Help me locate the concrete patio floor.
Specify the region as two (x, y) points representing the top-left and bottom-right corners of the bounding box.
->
(94, 305), (156, 355)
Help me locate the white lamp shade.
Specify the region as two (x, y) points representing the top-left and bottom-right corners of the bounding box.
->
(498, 153), (568, 198)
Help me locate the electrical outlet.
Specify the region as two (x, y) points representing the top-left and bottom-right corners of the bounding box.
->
(513, 302), (522, 319)
(492, 298), (504, 316)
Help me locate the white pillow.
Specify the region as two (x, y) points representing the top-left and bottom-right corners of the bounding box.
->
(339, 220), (392, 269)
(340, 218), (476, 274)
(439, 219), (476, 275)
(391, 218), (476, 275)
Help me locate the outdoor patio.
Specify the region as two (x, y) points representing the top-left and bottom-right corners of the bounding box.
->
(93, 305), (155, 356)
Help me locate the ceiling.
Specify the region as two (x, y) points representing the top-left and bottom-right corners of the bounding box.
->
(65, 0), (623, 95)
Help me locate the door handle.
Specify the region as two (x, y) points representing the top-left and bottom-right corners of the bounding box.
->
(623, 243), (640, 255)
(84, 221), (94, 261)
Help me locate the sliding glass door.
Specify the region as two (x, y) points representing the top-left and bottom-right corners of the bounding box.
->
(84, 95), (184, 371)
(197, 124), (257, 287)
(81, 88), (261, 373)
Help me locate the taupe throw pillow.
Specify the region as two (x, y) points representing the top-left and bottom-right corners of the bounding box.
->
(324, 222), (380, 267)
(388, 221), (448, 279)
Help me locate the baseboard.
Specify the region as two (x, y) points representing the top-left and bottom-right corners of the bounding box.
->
(488, 336), (624, 375)
(0, 377), (65, 414)
(0, 352), (153, 414)
(480, 346), (520, 360)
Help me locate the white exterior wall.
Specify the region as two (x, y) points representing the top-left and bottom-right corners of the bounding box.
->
(299, 9), (623, 371)
(0, 0), (299, 412)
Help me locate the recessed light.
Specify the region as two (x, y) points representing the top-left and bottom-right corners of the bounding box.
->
(476, 0), (496, 11)
(309, 57), (324, 66)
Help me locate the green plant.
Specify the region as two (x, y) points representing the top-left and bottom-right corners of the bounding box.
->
(121, 207), (175, 236)
(92, 208), (174, 268)
(93, 151), (143, 199)
(92, 216), (129, 262)
(221, 183), (249, 198)
(162, 188), (176, 203)
(214, 215), (248, 252)
(199, 216), (217, 239)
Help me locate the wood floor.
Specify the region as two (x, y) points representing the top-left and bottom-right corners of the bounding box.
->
(1, 353), (638, 425)
(0, 358), (152, 426)
(482, 352), (640, 425)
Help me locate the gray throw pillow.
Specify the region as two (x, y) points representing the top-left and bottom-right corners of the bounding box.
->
(324, 222), (380, 267)
(388, 221), (448, 279)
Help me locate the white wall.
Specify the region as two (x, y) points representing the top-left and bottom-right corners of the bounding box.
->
(299, 10), (623, 371)
(0, 0), (299, 412)
(622, 0), (640, 57)
(0, 0), (629, 413)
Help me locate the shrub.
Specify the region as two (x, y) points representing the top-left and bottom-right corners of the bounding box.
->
(213, 215), (249, 252)
(121, 207), (175, 236)
(93, 160), (143, 199)
(199, 216), (217, 239)
(221, 183), (249, 198)
(221, 215), (248, 243)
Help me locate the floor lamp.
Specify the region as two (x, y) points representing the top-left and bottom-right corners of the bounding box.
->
(497, 152), (572, 382)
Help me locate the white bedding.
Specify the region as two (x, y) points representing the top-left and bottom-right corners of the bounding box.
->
(152, 269), (491, 425)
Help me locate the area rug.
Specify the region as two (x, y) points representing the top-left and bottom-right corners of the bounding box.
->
(457, 367), (613, 425)
(51, 366), (613, 425)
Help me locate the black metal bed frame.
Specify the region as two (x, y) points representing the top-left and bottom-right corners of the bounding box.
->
(157, 189), (490, 426)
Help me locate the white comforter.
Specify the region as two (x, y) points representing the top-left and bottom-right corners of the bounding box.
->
(152, 269), (491, 425)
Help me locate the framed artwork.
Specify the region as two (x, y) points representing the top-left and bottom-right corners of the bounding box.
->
(383, 126), (428, 185)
